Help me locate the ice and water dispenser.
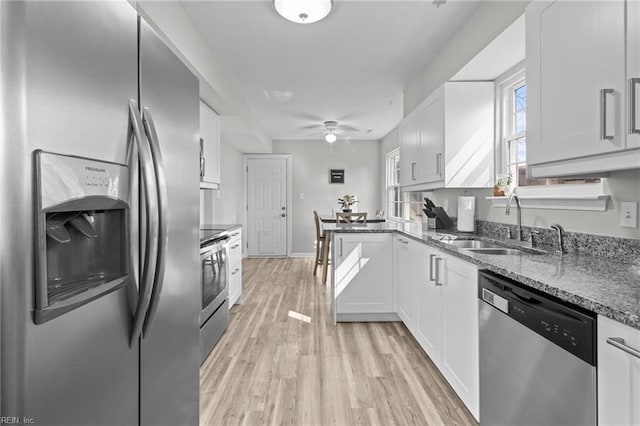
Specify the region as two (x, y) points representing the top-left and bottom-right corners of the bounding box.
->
(34, 151), (131, 324)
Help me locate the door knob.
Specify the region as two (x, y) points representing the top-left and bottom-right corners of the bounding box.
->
(281, 206), (286, 210)
(281, 213), (286, 217)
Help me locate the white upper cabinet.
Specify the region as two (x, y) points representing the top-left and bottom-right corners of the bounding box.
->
(417, 86), (445, 185)
(199, 101), (221, 189)
(398, 112), (420, 187)
(399, 82), (494, 190)
(526, 0), (640, 177)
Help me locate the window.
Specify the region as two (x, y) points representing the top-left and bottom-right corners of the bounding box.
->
(386, 148), (424, 222)
(500, 69), (599, 187)
(504, 82), (528, 185)
(386, 148), (401, 218)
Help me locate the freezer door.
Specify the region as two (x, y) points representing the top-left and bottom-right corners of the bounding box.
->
(138, 18), (201, 426)
(0, 2), (139, 425)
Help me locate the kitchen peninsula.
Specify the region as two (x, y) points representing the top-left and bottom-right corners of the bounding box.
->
(325, 221), (640, 329)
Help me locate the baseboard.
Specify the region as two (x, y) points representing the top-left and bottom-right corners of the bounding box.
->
(336, 312), (401, 322)
(289, 252), (315, 258)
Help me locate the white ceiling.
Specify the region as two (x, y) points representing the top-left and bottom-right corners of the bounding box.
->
(181, 0), (482, 141)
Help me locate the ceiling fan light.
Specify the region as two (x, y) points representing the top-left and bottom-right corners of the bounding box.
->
(274, 0), (333, 24)
(325, 133), (337, 143)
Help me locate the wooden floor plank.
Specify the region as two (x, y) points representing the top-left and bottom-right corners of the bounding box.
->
(200, 257), (477, 426)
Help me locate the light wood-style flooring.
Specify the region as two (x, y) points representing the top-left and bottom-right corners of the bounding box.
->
(200, 258), (476, 426)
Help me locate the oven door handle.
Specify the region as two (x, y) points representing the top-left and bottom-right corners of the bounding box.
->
(142, 107), (169, 337)
(128, 100), (159, 347)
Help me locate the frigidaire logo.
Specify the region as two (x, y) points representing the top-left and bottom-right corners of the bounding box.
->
(85, 166), (106, 173)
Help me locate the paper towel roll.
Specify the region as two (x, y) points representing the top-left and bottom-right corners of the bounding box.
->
(457, 196), (475, 232)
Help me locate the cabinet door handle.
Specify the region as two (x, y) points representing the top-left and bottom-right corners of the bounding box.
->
(606, 337), (640, 359)
(435, 257), (443, 286)
(231, 268), (240, 275)
(429, 254), (437, 282)
(231, 244), (239, 249)
(339, 237), (343, 257)
(200, 138), (205, 177)
(411, 162), (416, 181)
(631, 78), (640, 134)
(435, 153), (443, 176)
(600, 88), (614, 140)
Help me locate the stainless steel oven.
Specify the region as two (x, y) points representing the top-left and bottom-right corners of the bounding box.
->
(199, 231), (230, 363)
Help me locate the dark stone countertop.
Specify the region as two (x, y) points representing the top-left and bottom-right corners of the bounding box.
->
(323, 221), (640, 330)
(200, 224), (242, 243)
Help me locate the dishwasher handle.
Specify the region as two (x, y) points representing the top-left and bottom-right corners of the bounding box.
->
(509, 286), (587, 323)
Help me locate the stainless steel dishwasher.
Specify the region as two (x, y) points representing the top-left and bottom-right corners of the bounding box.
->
(478, 270), (597, 426)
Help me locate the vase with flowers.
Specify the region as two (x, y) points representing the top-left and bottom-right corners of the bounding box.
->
(338, 194), (358, 212)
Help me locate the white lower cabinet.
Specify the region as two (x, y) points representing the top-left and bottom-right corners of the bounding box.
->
(414, 248), (441, 365)
(334, 233), (393, 315)
(598, 315), (640, 426)
(440, 254), (479, 420)
(396, 235), (479, 421)
(227, 228), (243, 306)
(396, 236), (430, 332)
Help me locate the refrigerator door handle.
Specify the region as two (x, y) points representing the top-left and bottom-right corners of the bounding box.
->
(141, 107), (169, 336)
(128, 100), (159, 346)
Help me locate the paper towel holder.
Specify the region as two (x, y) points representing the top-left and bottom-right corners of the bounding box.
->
(457, 195), (476, 232)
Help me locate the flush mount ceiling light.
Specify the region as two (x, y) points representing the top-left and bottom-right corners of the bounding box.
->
(274, 0), (333, 24)
(324, 132), (337, 143)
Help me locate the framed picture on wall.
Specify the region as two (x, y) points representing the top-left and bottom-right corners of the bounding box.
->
(329, 169), (345, 184)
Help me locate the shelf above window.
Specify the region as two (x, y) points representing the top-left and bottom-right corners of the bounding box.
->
(486, 183), (610, 211)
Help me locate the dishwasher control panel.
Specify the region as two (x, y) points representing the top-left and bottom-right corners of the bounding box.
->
(482, 288), (509, 313)
(478, 270), (596, 366)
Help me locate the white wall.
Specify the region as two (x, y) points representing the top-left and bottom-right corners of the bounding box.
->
(200, 140), (245, 226)
(273, 140), (381, 255)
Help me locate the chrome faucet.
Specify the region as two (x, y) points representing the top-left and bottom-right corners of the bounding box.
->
(550, 223), (566, 254)
(505, 194), (524, 241)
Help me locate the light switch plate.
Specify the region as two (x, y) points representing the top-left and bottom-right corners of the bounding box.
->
(620, 201), (637, 228)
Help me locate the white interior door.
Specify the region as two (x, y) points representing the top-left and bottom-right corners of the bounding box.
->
(247, 157), (288, 256)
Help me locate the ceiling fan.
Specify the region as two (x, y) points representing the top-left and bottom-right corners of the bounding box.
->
(303, 120), (359, 143)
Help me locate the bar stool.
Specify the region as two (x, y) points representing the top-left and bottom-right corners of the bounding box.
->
(313, 211), (329, 277)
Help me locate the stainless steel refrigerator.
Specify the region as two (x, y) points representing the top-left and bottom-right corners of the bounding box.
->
(0, 2), (200, 425)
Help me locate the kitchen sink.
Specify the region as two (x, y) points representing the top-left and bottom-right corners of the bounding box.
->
(465, 248), (526, 255)
(439, 237), (545, 255)
(443, 240), (504, 249)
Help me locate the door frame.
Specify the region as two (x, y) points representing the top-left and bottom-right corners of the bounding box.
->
(243, 154), (292, 257)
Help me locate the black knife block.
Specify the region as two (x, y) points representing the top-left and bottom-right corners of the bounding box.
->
(423, 207), (454, 229)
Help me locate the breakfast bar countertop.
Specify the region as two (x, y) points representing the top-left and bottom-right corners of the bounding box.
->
(323, 221), (640, 331)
